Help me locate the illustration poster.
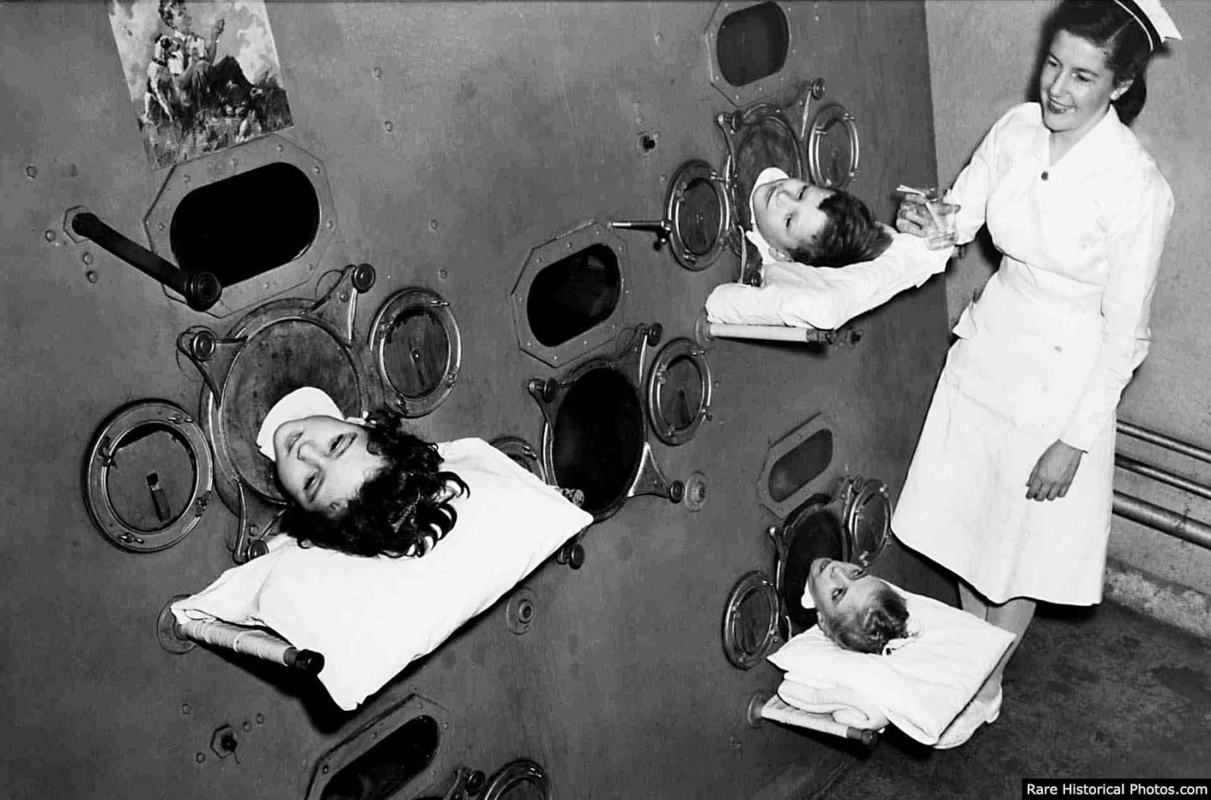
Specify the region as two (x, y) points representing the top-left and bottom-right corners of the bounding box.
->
(107, 0), (293, 168)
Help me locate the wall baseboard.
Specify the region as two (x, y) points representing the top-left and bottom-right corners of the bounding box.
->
(1104, 558), (1211, 641)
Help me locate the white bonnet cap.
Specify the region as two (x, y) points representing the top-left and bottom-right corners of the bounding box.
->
(1113, 0), (1181, 49)
(255, 386), (346, 462)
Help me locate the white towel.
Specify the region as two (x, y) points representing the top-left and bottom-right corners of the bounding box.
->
(768, 588), (1015, 746)
(776, 678), (889, 731)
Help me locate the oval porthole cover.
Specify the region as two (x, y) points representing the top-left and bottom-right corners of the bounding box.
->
(83, 399), (214, 553)
(510, 221), (630, 368)
(143, 135), (339, 319)
(705, 1), (796, 108)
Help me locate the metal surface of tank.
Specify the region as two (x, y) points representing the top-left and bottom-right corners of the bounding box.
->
(0, 2), (952, 798)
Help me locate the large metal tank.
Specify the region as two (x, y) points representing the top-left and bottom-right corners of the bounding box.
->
(0, 2), (951, 797)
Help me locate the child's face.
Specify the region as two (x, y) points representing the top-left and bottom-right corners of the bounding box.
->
(273, 415), (386, 513)
(808, 558), (884, 630)
(752, 177), (834, 260)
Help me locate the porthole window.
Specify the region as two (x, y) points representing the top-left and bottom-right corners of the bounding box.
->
(526, 244), (621, 348)
(722, 571), (780, 669)
(716, 2), (789, 88)
(845, 478), (892, 567)
(777, 500), (847, 635)
(807, 102), (861, 190)
(768, 428), (833, 503)
(646, 338), (712, 446)
(319, 715), (440, 800)
(512, 221), (629, 368)
(551, 367), (645, 517)
(83, 400), (213, 553)
(370, 288), (462, 418)
(170, 162), (319, 286)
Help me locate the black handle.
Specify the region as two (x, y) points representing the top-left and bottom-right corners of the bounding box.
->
(283, 647), (325, 674)
(71, 212), (221, 312)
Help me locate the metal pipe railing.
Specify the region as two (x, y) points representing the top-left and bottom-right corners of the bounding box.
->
(1115, 454), (1211, 504)
(1113, 420), (1211, 551)
(1118, 420), (1211, 466)
(1112, 491), (1211, 551)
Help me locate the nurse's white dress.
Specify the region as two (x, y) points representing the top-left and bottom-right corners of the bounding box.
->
(892, 103), (1174, 605)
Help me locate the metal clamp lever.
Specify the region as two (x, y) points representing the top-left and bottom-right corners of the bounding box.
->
(608, 219), (672, 250)
(68, 209), (221, 311)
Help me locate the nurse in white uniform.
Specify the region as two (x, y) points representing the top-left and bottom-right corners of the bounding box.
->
(891, 0), (1179, 747)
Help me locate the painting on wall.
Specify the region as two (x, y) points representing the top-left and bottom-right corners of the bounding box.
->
(107, 0), (293, 169)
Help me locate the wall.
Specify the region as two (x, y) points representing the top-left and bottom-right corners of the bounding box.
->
(924, 0), (1211, 616)
(1, 2), (947, 798)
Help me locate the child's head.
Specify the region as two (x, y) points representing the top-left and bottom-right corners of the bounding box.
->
(807, 558), (909, 654)
(752, 175), (892, 268)
(274, 407), (467, 558)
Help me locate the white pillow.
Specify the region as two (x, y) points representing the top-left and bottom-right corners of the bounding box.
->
(767, 587), (1015, 745)
(173, 438), (593, 710)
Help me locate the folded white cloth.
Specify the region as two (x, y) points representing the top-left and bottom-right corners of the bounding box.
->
(705, 228), (951, 330)
(173, 438), (593, 710)
(768, 587), (1015, 746)
(776, 678), (890, 731)
(761, 694), (888, 740)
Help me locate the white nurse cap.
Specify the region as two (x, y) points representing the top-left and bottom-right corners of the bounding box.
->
(1113, 0), (1182, 50)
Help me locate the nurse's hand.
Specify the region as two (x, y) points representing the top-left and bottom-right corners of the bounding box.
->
(1025, 440), (1084, 501)
(896, 196), (934, 237)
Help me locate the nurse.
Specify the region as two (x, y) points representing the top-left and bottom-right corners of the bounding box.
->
(891, 0), (1179, 748)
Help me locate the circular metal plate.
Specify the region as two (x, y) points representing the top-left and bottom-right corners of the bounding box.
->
(722, 571), (780, 670)
(807, 102), (860, 189)
(665, 159), (731, 271)
(370, 287), (461, 418)
(646, 337), (712, 446)
(83, 400), (213, 553)
(218, 317), (364, 503)
(845, 477), (891, 567)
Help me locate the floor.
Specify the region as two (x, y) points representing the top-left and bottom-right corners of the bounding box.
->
(816, 600), (1211, 799)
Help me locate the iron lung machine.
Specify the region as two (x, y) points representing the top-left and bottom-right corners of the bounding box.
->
(0, 2), (953, 798)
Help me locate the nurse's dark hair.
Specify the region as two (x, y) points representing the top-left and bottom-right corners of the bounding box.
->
(278, 407), (468, 558)
(1045, 0), (1154, 125)
(821, 582), (910, 655)
(788, 190), (892, 269)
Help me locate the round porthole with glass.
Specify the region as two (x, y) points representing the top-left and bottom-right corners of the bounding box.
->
(844, 477), (891, 568)
(666, 160), (731, 271)
(369, 287), (462, 418)
(83, 400), (213, 553)
(645, 337), (712, 446)
(806, 101), (860, 189)
(722, 571), (781, 670)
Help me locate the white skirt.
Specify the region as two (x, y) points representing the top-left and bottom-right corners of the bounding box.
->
(892, 324), (1114, 605)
